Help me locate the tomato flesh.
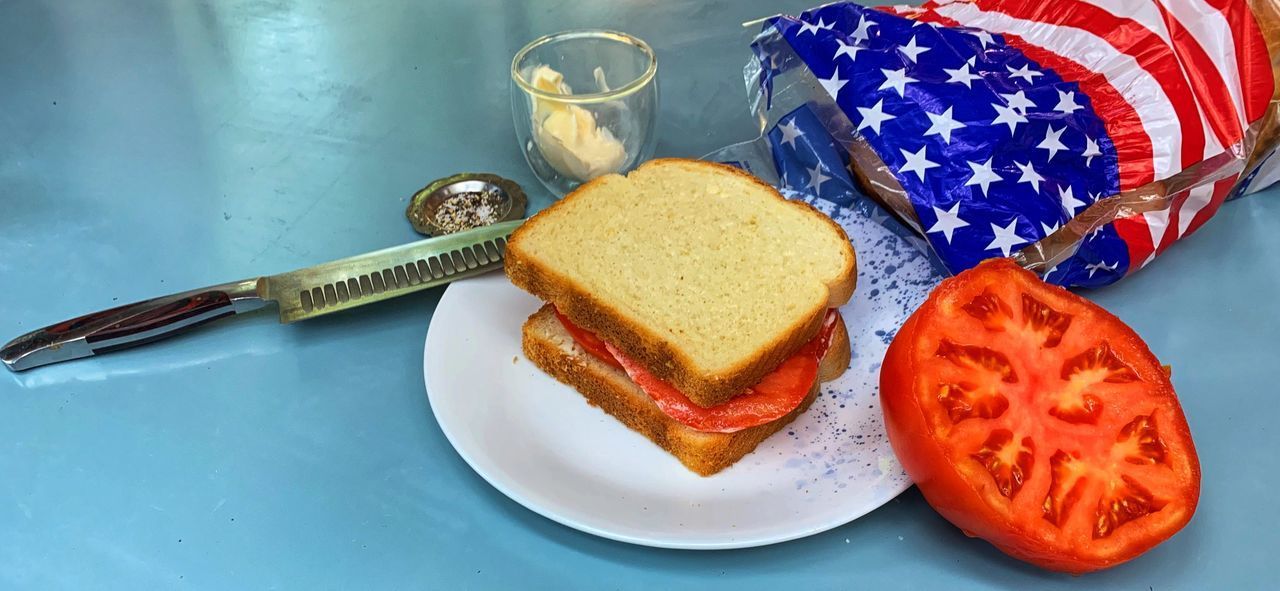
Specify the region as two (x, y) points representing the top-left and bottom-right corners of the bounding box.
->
(556, 308), (840, 433)
(880, 259), (1200, 573)
(554, 308), (623, 369)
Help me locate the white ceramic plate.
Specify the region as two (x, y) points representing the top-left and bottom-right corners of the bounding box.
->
(424, 197), (945, 549)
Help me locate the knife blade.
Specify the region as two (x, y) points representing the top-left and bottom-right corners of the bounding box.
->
(1, 219), (522, 371)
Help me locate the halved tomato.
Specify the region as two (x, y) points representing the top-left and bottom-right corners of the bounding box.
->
(880, 259), (1200, 573)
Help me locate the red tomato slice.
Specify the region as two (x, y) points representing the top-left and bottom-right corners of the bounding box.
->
(880, 259), (1200, 573)
(553, 308), (623, 369)
(556, 308), (840, 433)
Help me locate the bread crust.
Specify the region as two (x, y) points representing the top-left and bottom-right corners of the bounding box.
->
(521, 304), (851, 476)
(506, 158), (857, 408)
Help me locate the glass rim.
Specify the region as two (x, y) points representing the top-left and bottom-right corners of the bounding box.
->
(510, 29), (657, 104)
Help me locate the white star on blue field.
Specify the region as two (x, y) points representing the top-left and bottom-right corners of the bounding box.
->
(748, 2), (1130, 287)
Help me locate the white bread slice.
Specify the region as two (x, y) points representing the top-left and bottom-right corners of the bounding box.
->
(522, 305), (851, 476)
(506, 159), (856, 408)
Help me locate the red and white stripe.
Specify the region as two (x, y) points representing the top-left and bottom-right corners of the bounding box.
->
(909, 0), (1271, 270)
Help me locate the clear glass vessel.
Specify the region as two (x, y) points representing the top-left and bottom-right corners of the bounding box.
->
(511, 30), (659, 197)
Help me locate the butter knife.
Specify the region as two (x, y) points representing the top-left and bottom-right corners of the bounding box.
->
(1, 219), (522, 371)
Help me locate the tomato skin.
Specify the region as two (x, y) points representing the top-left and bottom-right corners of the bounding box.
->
(880, 259), (1200, 574)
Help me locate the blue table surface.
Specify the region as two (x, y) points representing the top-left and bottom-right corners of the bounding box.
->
(2, 0), (1278, 588)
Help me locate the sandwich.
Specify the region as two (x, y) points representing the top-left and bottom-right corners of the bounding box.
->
(505, 159), (856, 476)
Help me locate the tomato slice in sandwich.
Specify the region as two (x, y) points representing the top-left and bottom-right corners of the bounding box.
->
(880, 258), (1200, 573)
(553, 308), (623, 369)
(556, 308), (840, 433)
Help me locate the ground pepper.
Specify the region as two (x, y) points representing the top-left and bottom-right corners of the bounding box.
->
(433, 191), (506, 234)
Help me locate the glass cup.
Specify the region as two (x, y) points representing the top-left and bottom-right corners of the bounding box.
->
(511, 30), (659, 197)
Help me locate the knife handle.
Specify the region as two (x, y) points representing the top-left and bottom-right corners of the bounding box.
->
(1, 278), (266, 372)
